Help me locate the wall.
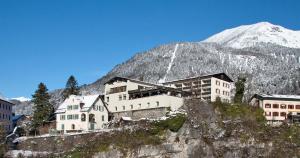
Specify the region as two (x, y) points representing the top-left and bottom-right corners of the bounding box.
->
(0, 99), (13, 133)
(210, 77), (231, 102)
(112, 107), (169, 120)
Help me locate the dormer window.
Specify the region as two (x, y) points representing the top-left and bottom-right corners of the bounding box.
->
(80, 103), (84, 109)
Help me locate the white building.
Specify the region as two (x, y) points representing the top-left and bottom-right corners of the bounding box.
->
(55, 94), (109, 133)
(250, 94), (300, 123)
(104, 77), (186, 114)
(162, 73), (233, 102)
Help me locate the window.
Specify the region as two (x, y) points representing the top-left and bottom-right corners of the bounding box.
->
(273, 112), (279, 116)
(67, 115), (72, 120)
(123, 94), (126, 100)
(73, 105), (79, 110)
(130, 105), (133, 109)
(74, 114), (79, 120)
(216, 89), (220, 94)
(60, 115), (65, 120)
(273, 104), (279, 109)
(119, 95), (122, 101)
(147, 102), (150, 107)
(89, 114), (95, 122)
(115, 107), (118, 111)
(106, 97), (109, 102)
(296, 105), (300, 109)
(265, 112), (271, 116)
(67, 105), (72, 110)
(216, 81), (220, 85)
(123, 106), (125, 110)
(71, 124), (75, 130)
(100, 106), (104, 112)
(265, 104), (271, 108)
(61, 124), (64, 130)
(280, 112), (286, 117)
(81, 114), (86, 121)
(102, 115), (105, 121)
(156, 101), (159, 107)
(280, 104), (286, 109)
(288, 105), (294, 109)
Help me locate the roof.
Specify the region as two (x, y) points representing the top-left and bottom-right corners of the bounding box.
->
(55, 94), (103, 113)
(128, 86), (191, 95)
(12, 115), (26, 122)
(252, 94), (300, 102)
(104, 76), (159, 87)
(0, 98), (14, 105)
(162, 73), (234, 84)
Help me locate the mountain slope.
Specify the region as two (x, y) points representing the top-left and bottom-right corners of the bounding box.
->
(12, 22), (300, 115)
(204, 22), (300, 49)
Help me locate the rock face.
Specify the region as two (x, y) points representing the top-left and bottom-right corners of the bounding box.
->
(13, 100), (300, 158)
(13, 22), (300, 115)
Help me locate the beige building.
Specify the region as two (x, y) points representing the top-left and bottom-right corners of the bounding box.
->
(104, 77), (187, 114)
(55, 94), (109, 133)
(250, 94), (300, 123)
(0, 98), (13, 133)
(162, 73), (233, 102)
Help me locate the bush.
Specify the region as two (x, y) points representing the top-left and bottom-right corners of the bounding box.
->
(152, 114), (187, 132)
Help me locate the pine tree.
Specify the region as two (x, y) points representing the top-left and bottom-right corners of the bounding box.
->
(62, 75), (80, 100)
(31, 83), (53, 129)
(234, 77), (247, 103)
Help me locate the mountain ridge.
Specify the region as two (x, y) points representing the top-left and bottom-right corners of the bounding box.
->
(204, 22), (300, 49)
(12, 22), (300, 115)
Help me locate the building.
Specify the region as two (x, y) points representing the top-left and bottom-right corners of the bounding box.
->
(0, 98), (14, 133)
(104, 77), (187, 119)
(250, 94), (300, 123)
(162, 73), (233, 102)
(12, 114), (27, 128)
(55, 94), (109, 133)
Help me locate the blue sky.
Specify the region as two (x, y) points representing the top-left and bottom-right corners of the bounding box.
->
(0, 0), (299, 98)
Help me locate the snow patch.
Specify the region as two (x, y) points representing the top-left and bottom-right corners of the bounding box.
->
(11, 97), (31, 102)
(159, 44), (179, 83)
(203, 22), (300, 49)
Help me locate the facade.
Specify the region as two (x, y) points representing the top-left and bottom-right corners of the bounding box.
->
(0, 98), (13, 133)
(55, 94), (109, 133)
(250, 94), (300, 123)
(104, 77), (186, 114)
(162, 73), (233, 102)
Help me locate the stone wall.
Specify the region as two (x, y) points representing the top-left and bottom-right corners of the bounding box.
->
(112, 107), (169, 120)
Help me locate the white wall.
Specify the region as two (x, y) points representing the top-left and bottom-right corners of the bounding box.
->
(56, 96), (108, 132)
(210, 77), (232, 102)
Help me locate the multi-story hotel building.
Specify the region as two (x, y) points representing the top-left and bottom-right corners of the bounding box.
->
(0, 98), (13, 133)
(55, 94), (109, 133)
(162, 73), (233, 102)
(104, 77), (186, 114)
(250, 94), (300, 123)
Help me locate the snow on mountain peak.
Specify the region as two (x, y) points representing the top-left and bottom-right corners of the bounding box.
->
(11, 97), (31, 102)
(203, 22), (300, 49)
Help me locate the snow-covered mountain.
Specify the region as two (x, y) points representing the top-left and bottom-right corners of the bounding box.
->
(11, 97), (31, 102)
(13, 22), (300, 115)
(204, 22), (300, 49)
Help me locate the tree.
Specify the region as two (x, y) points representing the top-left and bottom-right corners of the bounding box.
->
(234, 77), (246, 103)
(62, 75), (80, 100)
(31, 83), (53, 130)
